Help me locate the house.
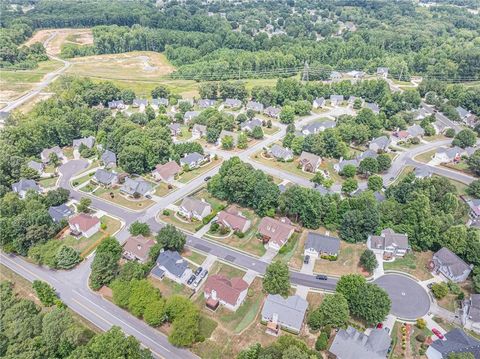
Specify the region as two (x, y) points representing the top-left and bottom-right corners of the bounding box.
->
(414, 165), (433, 179)
(261, 294), (308, 335)
(365, 102), (380, 114)
(108, 100), (125, 110)
(367, 228), (409, 259)
(315, 184), (333, 195)
(456, 106), (478, 127)
(264, 106), (281, 118)
(12, 179), (41, 198)
(434, 116), (451, 134)
(304, 232), (340, 258)
(434, 146), (465, 164)
(461, 294), (480, 333)
(27, 160), (44, 175)
(120, 177), (153, 198)
(312, 97), (325, 109)
(369, 136), (391, 153)
(431, 247), (473, 283)
(258, 217), (295, 251)
(414, 107), (431, 120)
(40, 146), (66, 164)
(198, 99), (216, 108)
(426, 328), (480, 359)
(168, 123), (181, 136)
(246, 101), (264, 112)
(100, 150), (116, 168)
(329, 326), (391, 359)
(152, 161), (181, 182)
(192, 124), (207, 138)
(180, 152), (207, 169)
(334, 158), (359, 173)
(240, 118), (262, 132)
(92, 169), (118, 187)
(345, 21), (357, 32)
(377, 67), (389, 79)
(268, 144), (293, 161)
(132, 98), (148, 108)
(123, 235), (156, 263)
(204, 275), (249, 311)
(68, 213), (100, 238)
(358, 149), (378, 161)
(48, 204), (73, 223)
(151, 98), (169, 108)
(301, 121), (336, 135)
(216, 209), (251, 233)
(467, 199), (480, 219)
(298, 151), (321, 172)
(278, 184), (287, 193)
(330, 95), (344, 106)
(150, 250), (192, 284)
(178, 197), (212, 221)
(217, 130), (238, 146)
(348, 96), (362, 106)
(73, 136), (95, 149)
(183, 111), (200, 123)
(407, 124), (425, 138)
(224, 98), (242, 108)
(330, 71), (342, 81)
(347, 70), (364, 79)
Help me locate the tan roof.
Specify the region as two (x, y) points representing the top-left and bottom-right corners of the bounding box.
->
(258, 217), (294, 247)
(299, 151), (321, 167)
(204, 274), (248, 306)
(217, 210), (250, 231)
(68, 213), (100, 232)
(154, 161), (181, 180)
(123, 235), (156, 261)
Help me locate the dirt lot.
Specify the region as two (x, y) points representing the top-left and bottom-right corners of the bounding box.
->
(24, 28), (93, 55)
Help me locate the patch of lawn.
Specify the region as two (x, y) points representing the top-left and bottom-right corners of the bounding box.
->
(263, 126), (280, 135)
(153, 182), (176, 197)
(251, 150), (314, 179)
(314, 241), (367, 277)
(178, 125), (192, 140)
(72, 172), (94, 186)
(39, 176), (58, 188)
(178, 158), (222, 183)
(414, 149), (436, 163)
(383, 251), (433, 281)
(199, 315), (218, 339)
(192, 189), (227, 212)
(148, 277), (193, 298)
(210, 262), (246, 279)
(93, 187), (154, 210)
(182, 249), (207, 266)
(274, 232), (301, 264)
(159, 211), (201, 233)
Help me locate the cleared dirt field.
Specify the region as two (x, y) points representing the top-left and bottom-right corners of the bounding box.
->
(24, 28), (93, 55)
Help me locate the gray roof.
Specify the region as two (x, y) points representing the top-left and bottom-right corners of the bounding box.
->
(468, 294), (480, 323)
(305, 232), (340, 254)
(12, 179), (40, 194)
(152, 98), (169, 107)
(430, 328), (480, 357)
(330, 71), (342, 79)
(41, 146), (63, 162)
(264, 106), (281, 117)
(198, 99), (216, 108)
(121, 177), (152, 196)
(377, 67), (389, 74)
(407, 124), (425, 138)
(169, 123), (181, 132)
(180, 197), (211, 214)
(302, 121), (336, 134)
(93, 169), (117, 185)
(154, 250), (188, 278)
(193, 124), (207, 133)
(240, 118), (262, 131)
(108, 100), (124, 109)
(261, 294), (308, 331)
(374, 191), (386, 202)
(28, 160), (44, 173)
(434, 247), (472, 278)
(101, 150), (116, 166)
(369, 136), (390, 151)
(370, 228), (409, 251)
(73, 136), (95, 149)
(338, 158), (359, 171)
(437, 146), (464, 160)
(278, 184), (287, 193)
(48, 204), (73, 222)
(365, 102), (380, 113)
(357, 149), (378, 161)
(313, 97), (325, 106)
(330, 95), (344, 102)
(184, 111), (200, 120)
(180, 152), (204, 166)
(133, 98), (148, 106)
(456, 106), (470, 119)
(269, 144), (293, 160)
(329, 326), (391, 359)
(224, 98), (242, 108)
(315, 185), (333, 195)
(246, 101), (264, 112)
(414, 165), (432, 178)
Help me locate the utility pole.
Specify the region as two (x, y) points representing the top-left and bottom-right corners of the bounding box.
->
(302, 61), (309, 82)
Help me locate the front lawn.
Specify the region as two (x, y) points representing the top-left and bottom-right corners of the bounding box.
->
(263, 126), (280, 136)
(72, 172), (94, 186)
(178, 157), (222, 183)
(251, 150), (314, 179)
(93, 187), (154, 210)
(383, 251), (433, 281)
(182, 248), (207, 266)
(313, 241), (367, 277)
(414, 149), (436, 163)
(153, 181), (176, 197)
(273, 232), (302, 266)
(209, 262), (246, 279)
(192, 188), (227, 212)
(159, 210), (201, 233)
(178, 125), (192, 140)
(39, 176), (58, 188)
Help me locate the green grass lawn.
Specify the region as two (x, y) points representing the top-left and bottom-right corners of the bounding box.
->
(159, 211), (201, 233)
(383, 252), (433, 281)
(72, 172), (94, 186)
(251, 151), (314, 179)
(199, 315), (218, 339)
(182, 249), (207, 266)
(273, 233), (301, 264)
(210, 262), (246, 279)
(39, 176), (58, 188)
(93, 187), (154, 210)
(153, 182), (176, 197)
(414, 149), (436, 163)
(148, 277), (193, 298)
(178, 125), (192, 140)
(192, 189), (227, 212)
(178, 158), (222, 184)
(263, 126), (280, 136)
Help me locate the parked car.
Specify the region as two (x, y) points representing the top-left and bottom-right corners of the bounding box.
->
(316, 274), (328, 280)
(195, 267), (203, 276)
(200, 270), (208, 279)
(187, 275), (196, 285)
(376, 323), (383, 329)
(145, 194), (152, 199)
(204, 176), (211, 181)
(193, 276), (203, 288)
(304, 255), (310, 264)
(427, 283), (433, 289)
(432, 328), (444, 339)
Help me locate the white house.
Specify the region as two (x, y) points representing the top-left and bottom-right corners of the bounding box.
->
(178, 197), (212, 221)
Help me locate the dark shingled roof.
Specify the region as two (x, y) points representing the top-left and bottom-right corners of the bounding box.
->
(430, 328), (480, 358)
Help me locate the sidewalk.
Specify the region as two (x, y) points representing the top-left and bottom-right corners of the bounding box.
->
(260, 247), (278, 263)
(242, 269), (258, 285)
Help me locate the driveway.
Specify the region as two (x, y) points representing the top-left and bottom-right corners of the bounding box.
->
(374, 274), (431, 320)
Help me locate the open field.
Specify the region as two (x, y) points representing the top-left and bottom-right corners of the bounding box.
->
(383, 251), (433, 281)
(24, 28), (93, 55)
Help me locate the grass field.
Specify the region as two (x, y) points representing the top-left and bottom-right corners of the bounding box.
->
(39, 176), (58, 188)
(383, 251), (433, 281)
(159, 211), (201, 233)
(414, 149), (436, 163)
(314, 241), (367, 277)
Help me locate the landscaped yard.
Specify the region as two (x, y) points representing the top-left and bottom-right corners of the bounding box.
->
(313, 241), (367, 277)
(178, 157), (222, 184)
(383, 251), (433, 281)
(192, 189), (227, 212)
(178, 125), (192, 140)
(153, 181), (176, 197)
(72, 172), (94, 186)
(414, 149), (436, 163)
(263, 126), (280, 136)
(159, 210), (201, 233)
(93, 187), (154, 210)
(273, 232), (302, 268)
(251, 150), (314, 179)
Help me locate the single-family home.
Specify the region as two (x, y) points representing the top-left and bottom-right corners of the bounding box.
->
(347, 70), (364, 79)
(434, 146), (465, 164)
(240, 118), (262, 132)
(330, 95), (344, 106)
(357, 149), (378, 162)
(369, 136), (391, 153)
(68, 213), (100, 238)
(414, 107), (431, 120)
(223, 98), (242, 108)
(264, 106), (281, 119)
(258, 217), (295, 251)
(123, 235), (156, 263)
(152, 161), (181, 182)
(92, 169), (118, 187)
(414, 165), (433, 179)
(268, 144), (293, 161)
(301, 121), (336, 135)
(329, 326), (392, 359)
(431, 247), (473, 283)
(40, 146), (66, 164)
(192, 124), (207, 138)
(304, 232), (340, 258)
(132, 99), (148, 108)
(456, 106), (478, 127)
(312, 97), (325, 109)
(345, 21), (357, 32)
(73, 136), (95, 150)
(348, 96), (362, 106)
(461, 294), (480, 332)
(120, 177), (153, 198)
(261, 294), (308, 335)
(180, 152), (208, 169)
(216, 209), (251, 233)
(100, 150), (117, 168)
(183, 111), (200, 123)
(178, 197), (212, 221)
(377, 67), (389, 79)
(246, 101), (264, 112)
(27, 160), (45, 176)
(365, 102), (380, 114)
(108, 100), (125, 110)
(434, 116), (451, 134)
(198, 99), (216, 108)
(315, 184), (333, 195)
(12, 179), (41, 198)
(426, 328), (480, 359)
(330, 71), (342, 81)
(204, 275), (249, 312)
(367, 228), (409, 259)
(151, 98), (169, 108)
(150, 250), (192, 284)
(168, 123), (181, 136)
(467, 199), (480, 219)
(217, 130), (238, 147)
(48, 204), (73, 223)
(407, 124), (425, 138)
(334, 158), (359, 173)
(298, 151), (321, 172)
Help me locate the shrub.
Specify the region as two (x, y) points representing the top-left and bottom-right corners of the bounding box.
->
(219, 226), (229, 235)
(163, 209), (170, 216)
(210, 222), (220, 232)
(445, 128), (456, 138)
(235, 230), (245, 238)
(431, 282), (449, 299)
(447, 281), (462, 295)
(416, 318), (426, 329)
(202, 212), (216, 225)
(315, 332), (328, 351)
(323, 325), (332, 338)
(416, 333), (426, 342)
(33, 280), (58, 307)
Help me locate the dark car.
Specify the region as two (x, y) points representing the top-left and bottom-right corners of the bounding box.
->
(195, 267), (203, 276)
(316, 274), (328, 280)
(145, 194), (152, 199)
(304, 255), (310, 264)
(200, 270), (208, 279)
(187, 275), (196, 285)
(204, 176), (211, 181)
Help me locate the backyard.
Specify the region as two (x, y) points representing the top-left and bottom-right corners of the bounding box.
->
(383, 251), (433, 281)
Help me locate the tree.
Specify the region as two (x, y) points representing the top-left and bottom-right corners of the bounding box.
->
(120, 89), (135, 104)
(368, 175), (383, 191)
(358, 157), (379, 176)
(90, 237), (122, 290)
(377, 153), (392, 172)
(308, 293), (349, 330)
(145, 106), (155, 121)
(340, 164), (356, 178)
(281, 345), (309, 359)
(129, 221), (150, 236)
(312, 172), (325, 186)
(251, 126), (264, 140)
(222, 135), (234, 150)
(342, 178), (358, 194)
(467, 180), (480, 198)
(279, 106), (295, 124)
(359, 249), (378, 274)
(315, 332), (328, 351)
(156, 224), (186, 252)
(55, 245), (81, 269)
(77, 197), (91, 213)
(237, 132), (248, 149)
(467, 150), (480, 176)
(168, 310), (200, 347)
(453, 129), (477, 148)
(448, 353), (475, 359)
(143, 299), (166, 327)
(431, 282), (449, 299)
(291, 136), (304, 155)
(445, 128), (456, 138)
(32, 280), (57, 307)
(263, 261), (290, 297)
(44, 188), (70, 207)
(151, 85), (169, 99)
(49, 152), (60, 167)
